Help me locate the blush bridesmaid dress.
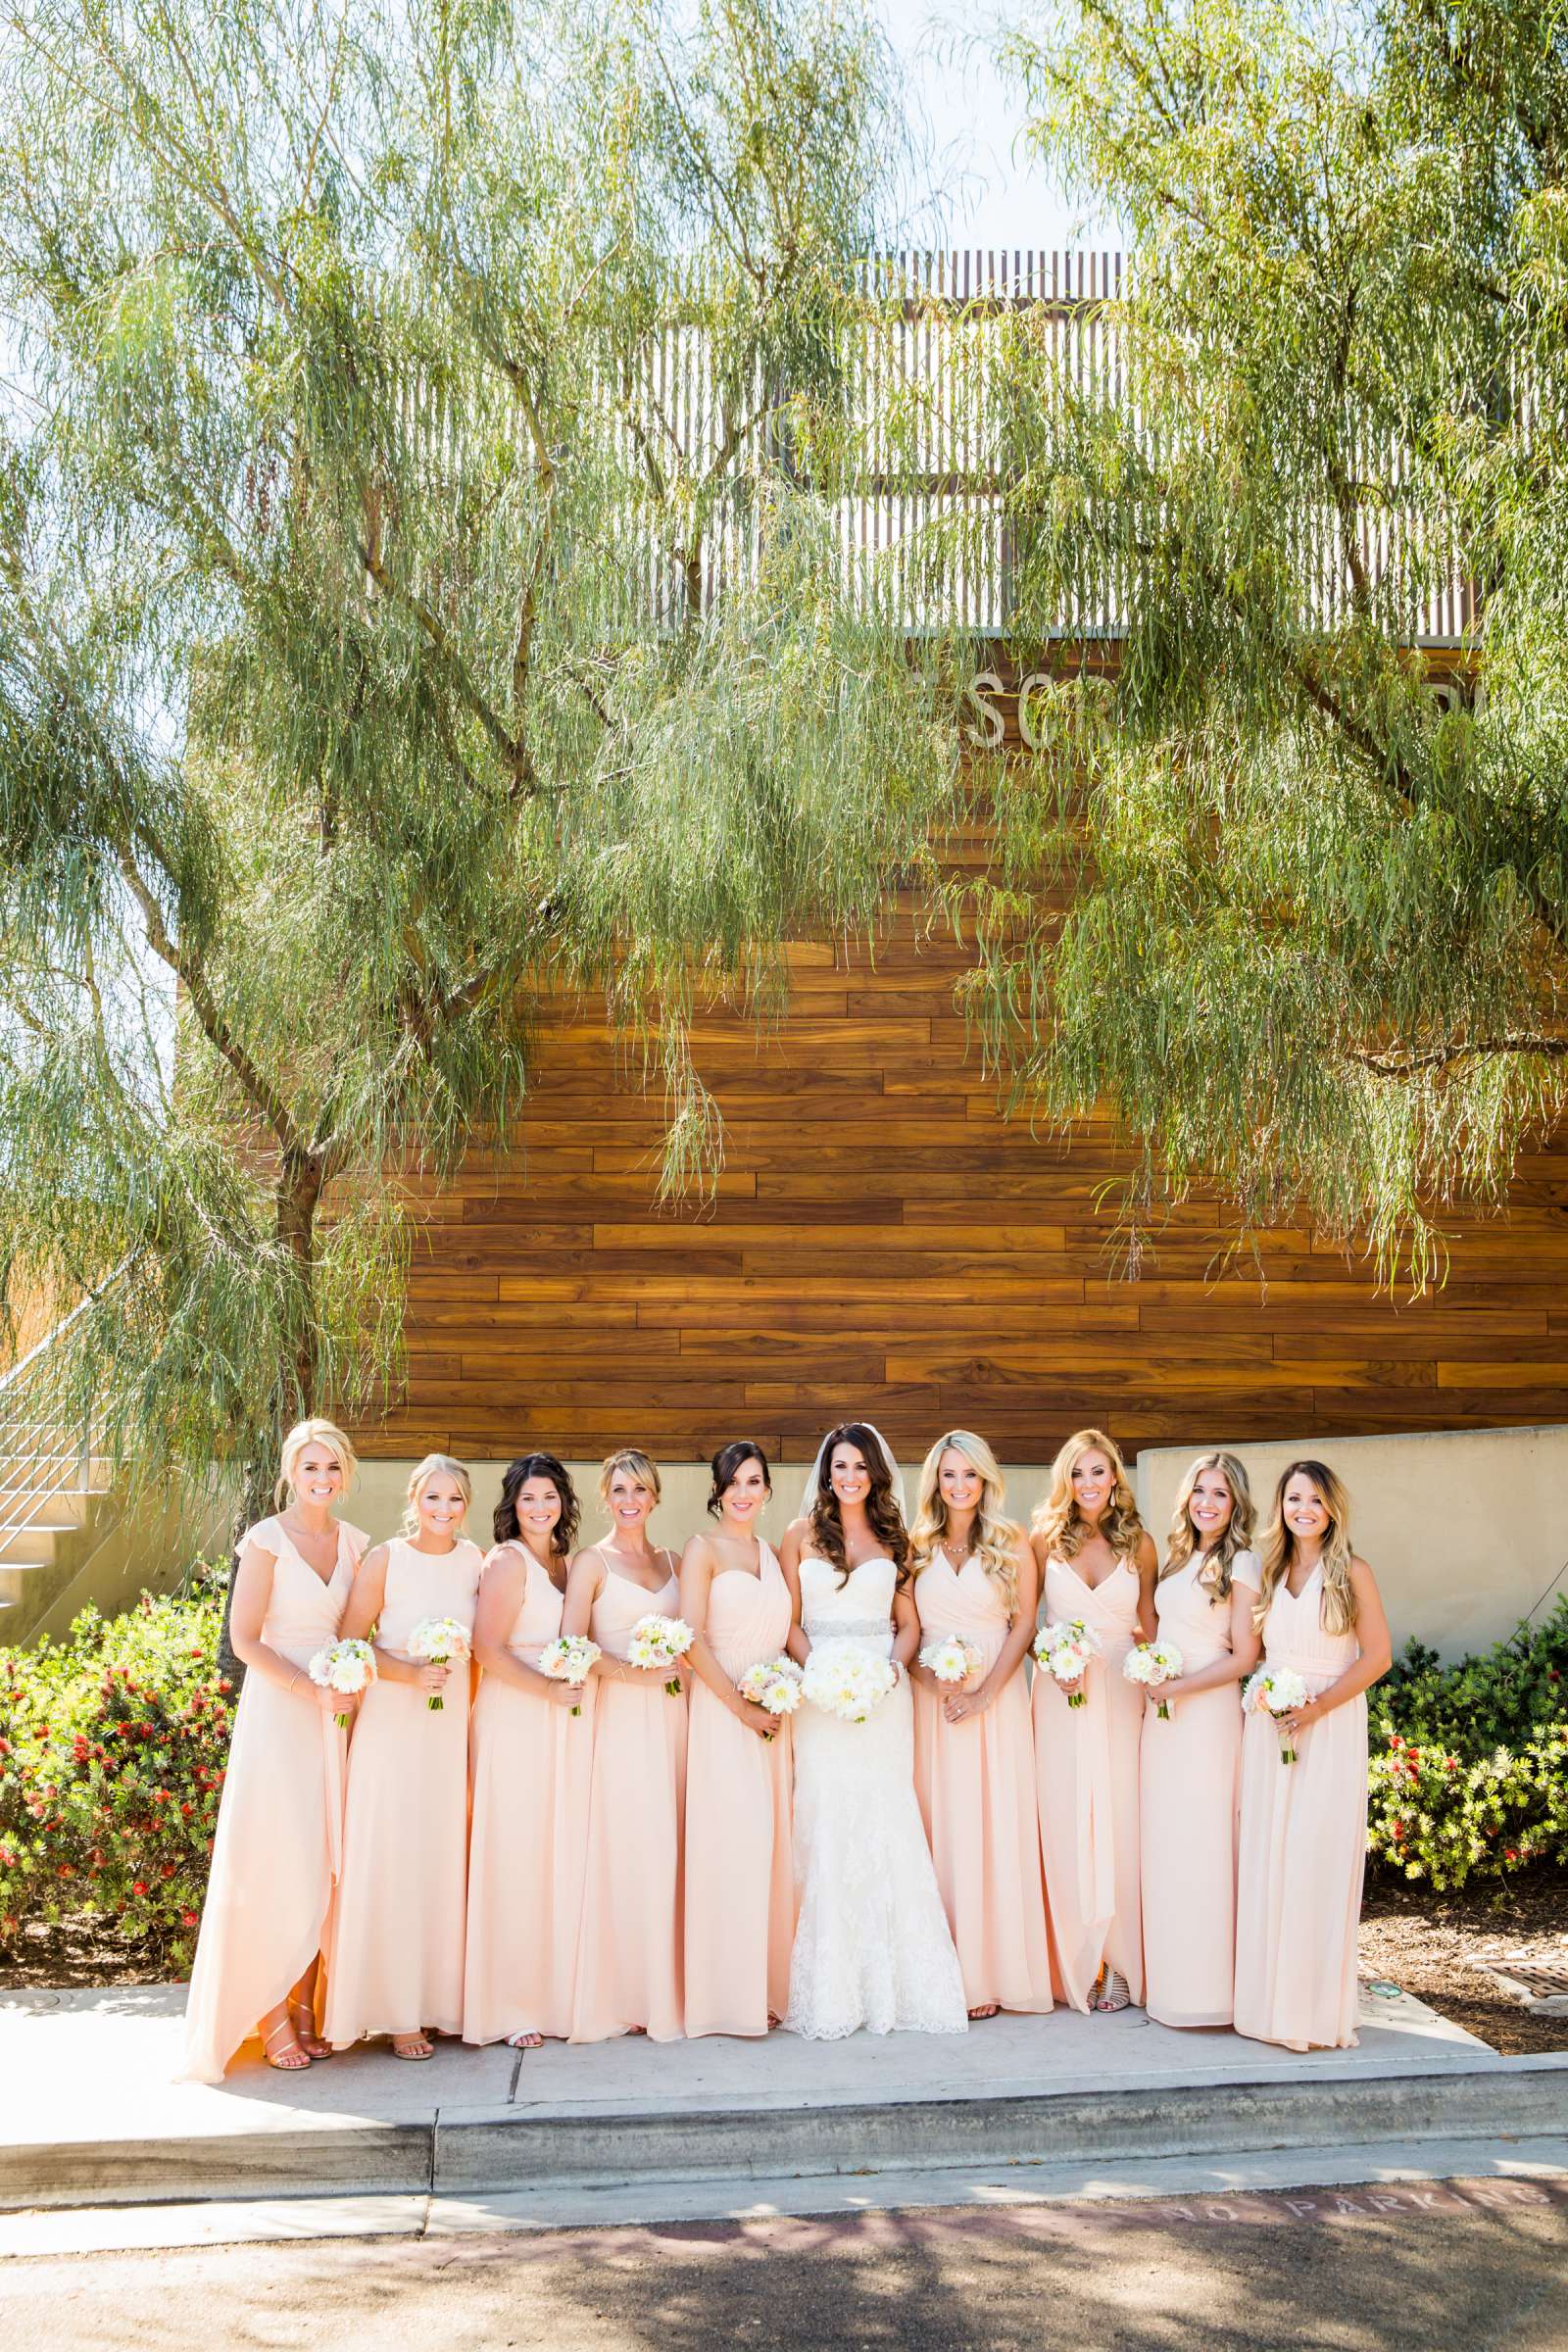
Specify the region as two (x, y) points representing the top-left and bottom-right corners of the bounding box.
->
(1139, 1549), (1261, 2029)
(323, 1534), (484, 2049)
(1234, 1567), (1369, 2051)
(181, 1515), (365, 2082)
(682, 1542), (796, 2037)
(1032, 1554), (1145, 2011)
(568, 1552), (687, 2041)
(912, 1550), (1053, 2015)
(463, 1547), (594, 2046)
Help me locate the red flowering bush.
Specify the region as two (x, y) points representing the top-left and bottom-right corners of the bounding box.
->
(1367, 1600), (1568, 1891)
(0, 1576), (232, 1966)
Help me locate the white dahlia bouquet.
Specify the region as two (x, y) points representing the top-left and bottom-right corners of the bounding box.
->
(738, 1654), (805, 1738)
(918, 1635), (983, 1687)
(803, 1639), (898, 1724)
(1034, 1617), (1102, 1708)
(539, 1633), (601, 1716)
(407, 1616), (470, 1712)
(627, 1612), (695, 1695)
(1123, 1638), (1185, 1719)
(307, 1637), (376, 1729)
(1244, 1664), (1311, 1763)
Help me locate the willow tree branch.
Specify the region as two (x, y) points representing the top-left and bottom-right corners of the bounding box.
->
(1349, 1034), (1568, 1077)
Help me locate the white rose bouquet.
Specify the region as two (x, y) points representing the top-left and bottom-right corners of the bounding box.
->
(407, 1616), (471, 1712)
(738, 1654), (805, 1739)
(1244, 1665), (1311, 1763)
(918, 1636), (983, 1687)
(627, 1612), (696, 1695)
(539, 1633), (601, 1716)
(307, 1637), (376, 1729)
(1123, 1638), (1185, 1719)
(803, 1639), (898, 1724)
(1033, 1617), (1102, 1708)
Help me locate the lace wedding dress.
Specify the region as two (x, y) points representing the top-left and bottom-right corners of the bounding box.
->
(783, 1554), (968, 2038)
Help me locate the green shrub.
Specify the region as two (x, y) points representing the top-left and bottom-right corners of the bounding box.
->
(0, 1576), (232, 1966)
(1368, 1598), (1568, 1891)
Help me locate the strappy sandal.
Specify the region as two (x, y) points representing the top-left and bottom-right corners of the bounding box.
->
(262, 2015), (311, 2071)
(289, 2001), (332, 2060)
(391, 2031), (434, 2060)
(506, 2031), (544, 2050)
(1094, 1968), (1132, 2014)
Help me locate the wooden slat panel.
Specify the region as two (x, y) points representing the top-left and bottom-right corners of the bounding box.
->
(360, 884), (1568, 1464)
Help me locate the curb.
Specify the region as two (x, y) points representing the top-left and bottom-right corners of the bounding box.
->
(10, 2057), (1567, 2213)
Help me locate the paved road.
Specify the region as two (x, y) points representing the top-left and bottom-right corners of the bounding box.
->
(3, 2177), (1566, 2351)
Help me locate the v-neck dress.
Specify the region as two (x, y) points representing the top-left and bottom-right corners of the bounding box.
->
(911, 1549), (1053, 2014)
(569, 1555), (688, 2041)
(683, 1543), (797, 2037)
(1140, 1548), (1261, 2028)
(180, 1514), (365, 2082)
(1032, 1552), (1145, 2011)
(1234, 1565), (1368, 2051)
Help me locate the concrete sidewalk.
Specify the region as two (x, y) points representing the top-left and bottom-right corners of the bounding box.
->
(4, 1979), (1564, 2216)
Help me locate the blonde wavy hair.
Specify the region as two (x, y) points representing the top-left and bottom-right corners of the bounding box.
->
(274, 1417), (358, 1509)
(909, 1430), (1024, 1617)
(598, 1448), (662, 1512)
(1031, 1427), (1145, 1561)
(1255, 1459), (1358, 1638)
(1163, 1451), (1256, 1604)
(400, 1452), (472, 1538)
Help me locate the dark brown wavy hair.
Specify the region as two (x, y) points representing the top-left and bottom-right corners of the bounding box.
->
(809, 1422), (910, 1589)
(494, 1452), (579, 1559)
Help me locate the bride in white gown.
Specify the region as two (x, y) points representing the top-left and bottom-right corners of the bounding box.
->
(780, 1423), (967, 2039)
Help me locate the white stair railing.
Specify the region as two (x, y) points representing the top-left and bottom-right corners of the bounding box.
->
(0, 1287), (112, 1545)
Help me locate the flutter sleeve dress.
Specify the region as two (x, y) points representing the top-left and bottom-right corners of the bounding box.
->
(180, 1514), (365, 2082)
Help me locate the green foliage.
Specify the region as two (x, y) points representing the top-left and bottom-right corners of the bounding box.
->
(0, 1578), (233, 1962)
(1367, 1600), (1568, 1889)
(981, 0), (1568, 1280)
(0, 0), (959, 1492)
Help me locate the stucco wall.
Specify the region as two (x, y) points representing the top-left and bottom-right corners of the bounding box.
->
(349, 1422), (1568, 1665)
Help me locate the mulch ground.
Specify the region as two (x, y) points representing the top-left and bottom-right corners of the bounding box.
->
(4, 1874), (1566, 2053)
(1359, 1871), (1568, 2055)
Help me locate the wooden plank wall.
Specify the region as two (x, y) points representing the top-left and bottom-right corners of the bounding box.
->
(367, 901), (1568, 1468)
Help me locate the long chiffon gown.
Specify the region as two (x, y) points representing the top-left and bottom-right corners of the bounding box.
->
(181, 1515), (365, 2082)
(1234, 1566), (1368, 2051)
(323, 1535), (484, 2047)
(1140, 1549), (1261, 2029)
(569, 1555), (687, 2041)
(463, 1547), (593, 2046)
(683, 1543), (797, 2037)
(1033, 1554), (1145, 2011)
(911, 1551), (1053, 2015)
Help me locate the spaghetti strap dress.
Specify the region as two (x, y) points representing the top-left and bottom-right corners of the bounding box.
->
(1032, 1554), (1145, 2011)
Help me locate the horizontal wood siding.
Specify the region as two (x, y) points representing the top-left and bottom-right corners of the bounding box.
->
(367, 897), (1568, 1465)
